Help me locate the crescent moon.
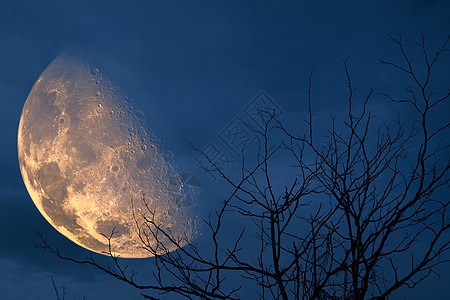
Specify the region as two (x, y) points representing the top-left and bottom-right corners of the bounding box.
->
(17, 53), (199, 258)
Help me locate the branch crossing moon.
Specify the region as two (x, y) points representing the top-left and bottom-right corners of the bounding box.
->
(18, 53), (199, 258)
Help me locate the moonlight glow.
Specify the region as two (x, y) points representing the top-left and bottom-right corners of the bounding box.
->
(17, 54), (199, 258)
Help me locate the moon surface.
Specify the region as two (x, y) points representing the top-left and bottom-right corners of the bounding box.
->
(18, 53), (199, 258)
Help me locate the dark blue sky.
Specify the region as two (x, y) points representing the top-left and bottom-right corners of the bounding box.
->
(1, 1), (449, 299)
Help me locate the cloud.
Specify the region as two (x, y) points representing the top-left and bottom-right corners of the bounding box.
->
(0, 195), (97, 276)
(0, 257), (142, 300)
(0, 195), (145, 299)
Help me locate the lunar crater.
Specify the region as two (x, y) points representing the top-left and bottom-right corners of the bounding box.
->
(18, 53), (200, 258)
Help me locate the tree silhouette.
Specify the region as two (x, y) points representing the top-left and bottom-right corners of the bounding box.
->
(38, 35), (450, 300)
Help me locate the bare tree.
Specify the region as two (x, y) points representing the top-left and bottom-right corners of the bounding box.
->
(46, 275), (66, 300)
(38, 35), (450, 300)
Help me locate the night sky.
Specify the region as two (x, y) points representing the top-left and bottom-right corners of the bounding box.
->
(1, 1), (449, 299)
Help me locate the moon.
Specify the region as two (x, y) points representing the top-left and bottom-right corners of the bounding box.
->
(17, 53), (199, 258)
